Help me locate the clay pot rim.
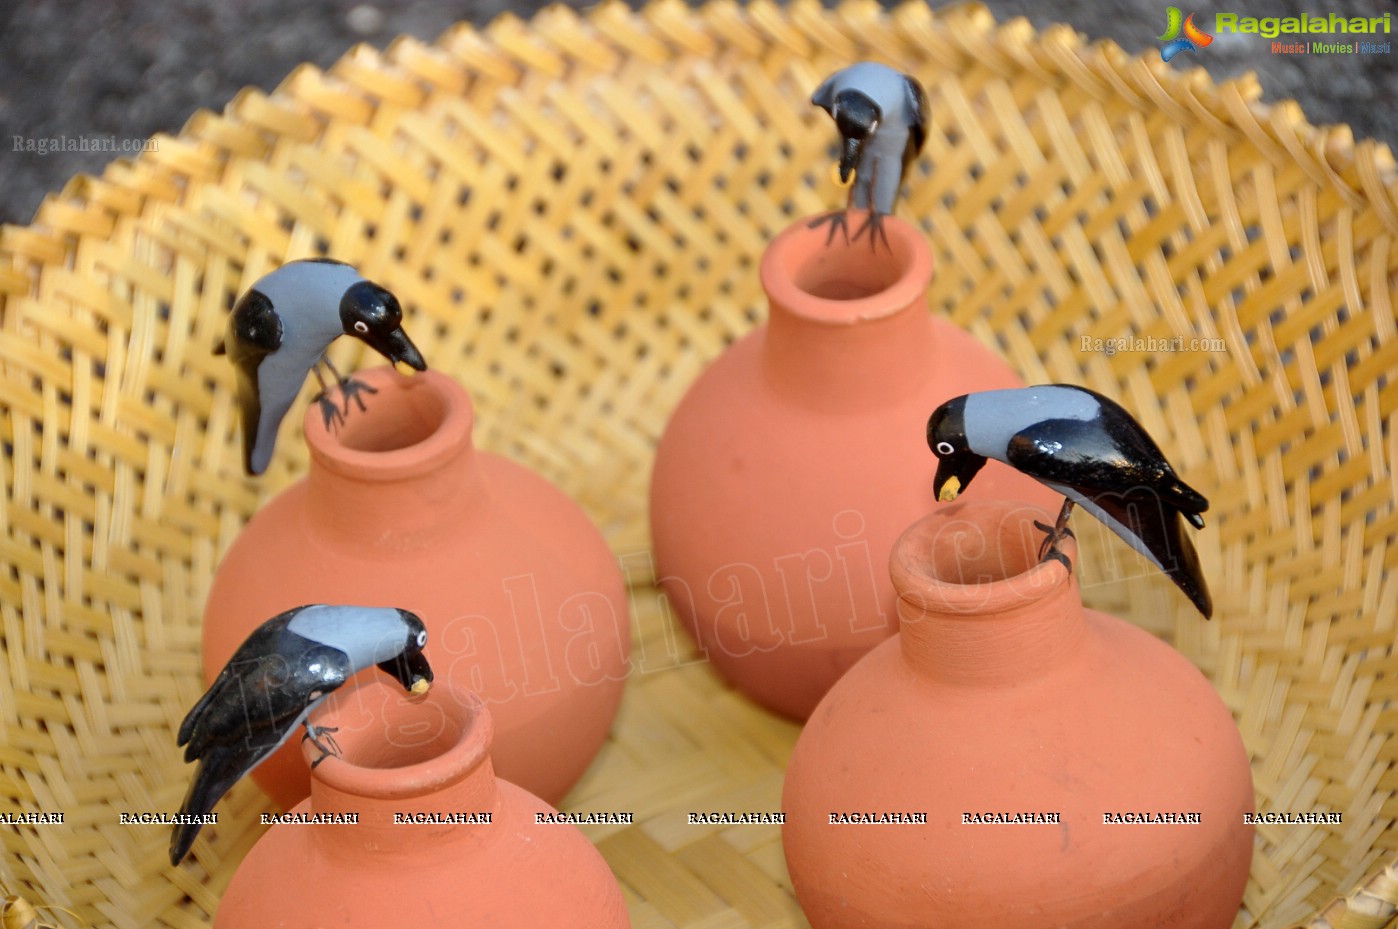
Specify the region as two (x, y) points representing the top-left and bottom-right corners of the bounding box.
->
(891, 499), (1077, 616)
(759, 212), (932, 325)
(304, 366), (473, 481)
(305, 685), (493, 801)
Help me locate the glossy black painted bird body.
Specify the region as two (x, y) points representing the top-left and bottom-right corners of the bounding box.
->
(927, 385), (1212, 618)
(170, 604), (432, 865)
(215, 259), (427, 475)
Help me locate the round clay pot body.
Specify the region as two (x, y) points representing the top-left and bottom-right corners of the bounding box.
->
(649, 214), (1058, 719)
(781, 499), (1254, 928)
(214, 681), (630, 929)
(202, 366), (629, 807)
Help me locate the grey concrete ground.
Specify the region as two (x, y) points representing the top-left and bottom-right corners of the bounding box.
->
(1, 0), (1394, 226)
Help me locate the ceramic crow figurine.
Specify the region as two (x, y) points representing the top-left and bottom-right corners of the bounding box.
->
(216, 258), (428, 475)
(169, 604), (433, 865)
(810, 61), (928, 248)
(927, 384), (1213, 618)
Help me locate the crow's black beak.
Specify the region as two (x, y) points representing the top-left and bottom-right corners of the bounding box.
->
(933, 454), (987, 503)
(839, 135), (863, 183)
(379, 648), (434, 695)
(363, 326), (427, 372)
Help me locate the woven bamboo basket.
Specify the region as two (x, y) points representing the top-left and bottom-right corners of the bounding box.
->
(1, 1), (1396, 926)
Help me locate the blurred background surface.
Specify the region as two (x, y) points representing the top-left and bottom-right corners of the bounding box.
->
(1, 0), (1395, 225)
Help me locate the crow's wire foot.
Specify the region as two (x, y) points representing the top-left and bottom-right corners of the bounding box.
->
(310, 364), (346, 431)
(319, 356), (373, 418)
(1037, 539), (1073, 573)
(807, 210), (853, 247)
(313, 391), (346, 431)
(1034, 499), (1077, 573)
(851, 210), (892, 252)
(302, 724), (342, 768)
(337, 376), (378, 417)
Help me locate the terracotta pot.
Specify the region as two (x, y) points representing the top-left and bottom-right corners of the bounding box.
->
(781, 499), (1254, 928)
(202, 366), (629, 807)
(649, 213), (1058, 719)
(214, 681), (630, 928)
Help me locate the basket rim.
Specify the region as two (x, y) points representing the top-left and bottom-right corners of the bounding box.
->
(1, 0), (1397, 269)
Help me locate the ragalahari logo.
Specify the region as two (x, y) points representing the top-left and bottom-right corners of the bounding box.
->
(1160, 6), (1214, 60)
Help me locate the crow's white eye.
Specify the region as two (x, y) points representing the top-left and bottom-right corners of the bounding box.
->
(416, 630), (428, 648)
(353, 320), (370, 334)
(935, 441), (955, 456)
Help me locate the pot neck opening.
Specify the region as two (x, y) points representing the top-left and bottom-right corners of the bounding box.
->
(758, 213), (937, 411)
(891, 500), (1087, 685)
(305, 682), (499, 846)
(304, 367), (484, 546)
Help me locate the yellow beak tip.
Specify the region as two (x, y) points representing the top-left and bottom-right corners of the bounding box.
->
(938, 477), (962, 503)
(410, 678), (431, 695)
(394, 360), (419, 376)
(830, 161), (854, 189)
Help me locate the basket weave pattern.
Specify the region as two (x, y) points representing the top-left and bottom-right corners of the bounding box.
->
(1, 2), (1395, 927)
